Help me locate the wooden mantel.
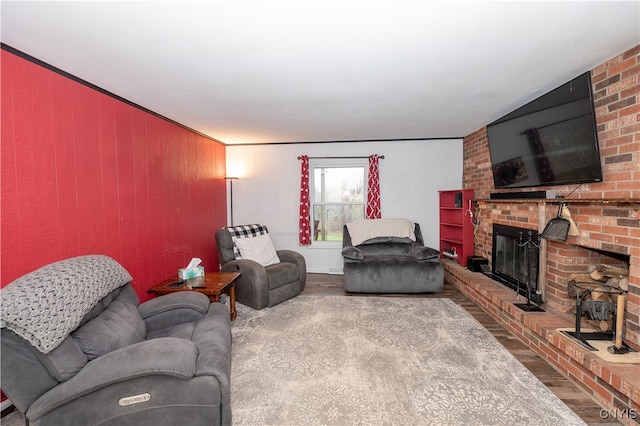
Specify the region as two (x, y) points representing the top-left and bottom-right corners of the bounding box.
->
(476, 198), (640, 205)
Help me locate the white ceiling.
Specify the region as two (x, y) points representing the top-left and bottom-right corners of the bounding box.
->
(1, 1), (639, 145)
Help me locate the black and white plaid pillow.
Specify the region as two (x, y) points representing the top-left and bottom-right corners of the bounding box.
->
(226, 224), (269, 259)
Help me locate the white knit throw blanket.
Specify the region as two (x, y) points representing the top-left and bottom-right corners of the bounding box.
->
(346, 218), (416, 246)
(0, 255), (133, 354)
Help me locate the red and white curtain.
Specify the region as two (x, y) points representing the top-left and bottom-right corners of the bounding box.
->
(298, 155), (311, 245)
(366, 154), (381, 219)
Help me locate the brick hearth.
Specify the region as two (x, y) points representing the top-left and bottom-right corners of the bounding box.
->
(444, 261), (639, 425)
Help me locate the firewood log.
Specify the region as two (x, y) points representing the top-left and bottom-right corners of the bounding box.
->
(606, 277), (620, 289)
(593, 264), (629, 278)
(581, 283), (614, 292)
(618, 277), (629, 291)
(568, 273), (604, 285)
(567, 273), (612, 293)
(583, 316), (612, 331)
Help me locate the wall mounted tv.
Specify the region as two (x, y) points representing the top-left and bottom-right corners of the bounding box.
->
(487, 72), (603, 189)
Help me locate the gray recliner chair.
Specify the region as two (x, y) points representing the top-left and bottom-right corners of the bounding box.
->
(342, 221), (444, 293)
(215, 225), (306, 310)
(0, 255), (232, 426)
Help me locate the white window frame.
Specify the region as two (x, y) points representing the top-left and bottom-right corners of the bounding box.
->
(309, 158), (369, 246)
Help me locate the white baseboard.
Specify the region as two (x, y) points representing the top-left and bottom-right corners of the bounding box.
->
(306, 268), (344, 275)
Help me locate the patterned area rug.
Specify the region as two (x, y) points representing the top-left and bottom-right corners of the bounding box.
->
(231, 296), (586, 426)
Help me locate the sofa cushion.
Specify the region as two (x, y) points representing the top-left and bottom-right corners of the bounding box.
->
(266, 263), (299, 289)
(76, 287), (120, 328)
(38, 336), (88, 381)
(359, 236), (414, 245)
(145, 322), (196, 341)
(358, 242), (414, 257)
(72, 297), (146, 360)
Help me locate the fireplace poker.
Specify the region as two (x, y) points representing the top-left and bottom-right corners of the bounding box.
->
(520, 230), (537, 307)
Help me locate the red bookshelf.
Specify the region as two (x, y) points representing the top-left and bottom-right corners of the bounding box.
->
(438, 189), (474, 267)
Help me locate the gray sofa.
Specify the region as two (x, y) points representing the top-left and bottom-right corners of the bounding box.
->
(342, 222), (444, 293)
(0, 255), (232, 426)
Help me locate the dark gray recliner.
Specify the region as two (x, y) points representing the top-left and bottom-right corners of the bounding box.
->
(0, 255), (232, 426)
(215, 225), (306, 310)
(342, 222), (444, 293)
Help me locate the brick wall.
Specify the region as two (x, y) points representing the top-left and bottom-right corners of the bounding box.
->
(462, 45), (640, 349)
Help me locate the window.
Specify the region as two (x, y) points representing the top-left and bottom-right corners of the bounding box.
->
(311, 159), (367, 242)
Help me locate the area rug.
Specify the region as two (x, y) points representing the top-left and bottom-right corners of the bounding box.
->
(231, 296), (585, 425)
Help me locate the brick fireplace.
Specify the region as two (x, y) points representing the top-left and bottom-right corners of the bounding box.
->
(445, 46), (639, 423)
(474, 201), (635, 324)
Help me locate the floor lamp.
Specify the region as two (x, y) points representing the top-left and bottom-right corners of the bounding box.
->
(224, 177), (238, 226)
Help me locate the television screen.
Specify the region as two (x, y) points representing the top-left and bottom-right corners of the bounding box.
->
(487, 72), (603, 189)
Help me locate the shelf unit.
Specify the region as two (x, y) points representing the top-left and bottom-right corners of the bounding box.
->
(439, 189), (474, 267)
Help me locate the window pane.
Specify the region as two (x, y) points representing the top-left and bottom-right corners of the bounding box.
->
(313, 167), (364, 203)
(313, 204), (365, 241)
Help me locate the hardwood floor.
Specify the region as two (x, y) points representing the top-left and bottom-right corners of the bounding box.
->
(303, 273), (620, 426)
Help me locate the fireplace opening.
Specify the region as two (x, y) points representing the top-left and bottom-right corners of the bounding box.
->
(485, 224), (541, 301)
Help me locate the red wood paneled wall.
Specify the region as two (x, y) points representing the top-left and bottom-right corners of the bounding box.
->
(1, 49), (227, 302)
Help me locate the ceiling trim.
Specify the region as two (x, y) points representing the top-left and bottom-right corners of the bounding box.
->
(226, 137), (463, 147)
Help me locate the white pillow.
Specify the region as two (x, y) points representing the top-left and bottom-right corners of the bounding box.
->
(234, 233), (281, 267)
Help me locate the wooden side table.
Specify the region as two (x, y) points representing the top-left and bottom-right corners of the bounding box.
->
(148, 272), (241, 320)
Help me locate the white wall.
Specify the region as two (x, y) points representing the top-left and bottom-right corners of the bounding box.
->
(226, 139), (463, 273)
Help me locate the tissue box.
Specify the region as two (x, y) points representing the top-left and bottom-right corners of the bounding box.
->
(178, 266), (204, 280)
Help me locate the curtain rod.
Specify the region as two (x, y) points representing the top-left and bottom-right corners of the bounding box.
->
(297, 155), (385, 160)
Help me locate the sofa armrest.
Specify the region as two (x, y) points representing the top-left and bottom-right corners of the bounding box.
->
(341, 246), (364, 261)
(193, 304), (232, 407)
(139, 291), (209, 332)
(220, 258), (267, 282)
(409, 245), (440, 260)
(276, 250), (306, 274)
(221, 259), (269, 308)
(27, 338), (197, 419)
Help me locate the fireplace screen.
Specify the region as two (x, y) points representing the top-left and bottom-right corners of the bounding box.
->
(491, 224), (540, 296)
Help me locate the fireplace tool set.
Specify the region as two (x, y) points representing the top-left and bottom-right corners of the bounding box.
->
(514, 229), (545, 312)
(513, 203), (574, 312)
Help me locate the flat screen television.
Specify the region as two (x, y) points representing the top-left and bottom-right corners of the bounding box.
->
(487, 72), (603, 189)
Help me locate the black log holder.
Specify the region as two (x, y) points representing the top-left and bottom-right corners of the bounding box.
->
(514, 230), (545, 312)
(561, 282), (627, 352)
